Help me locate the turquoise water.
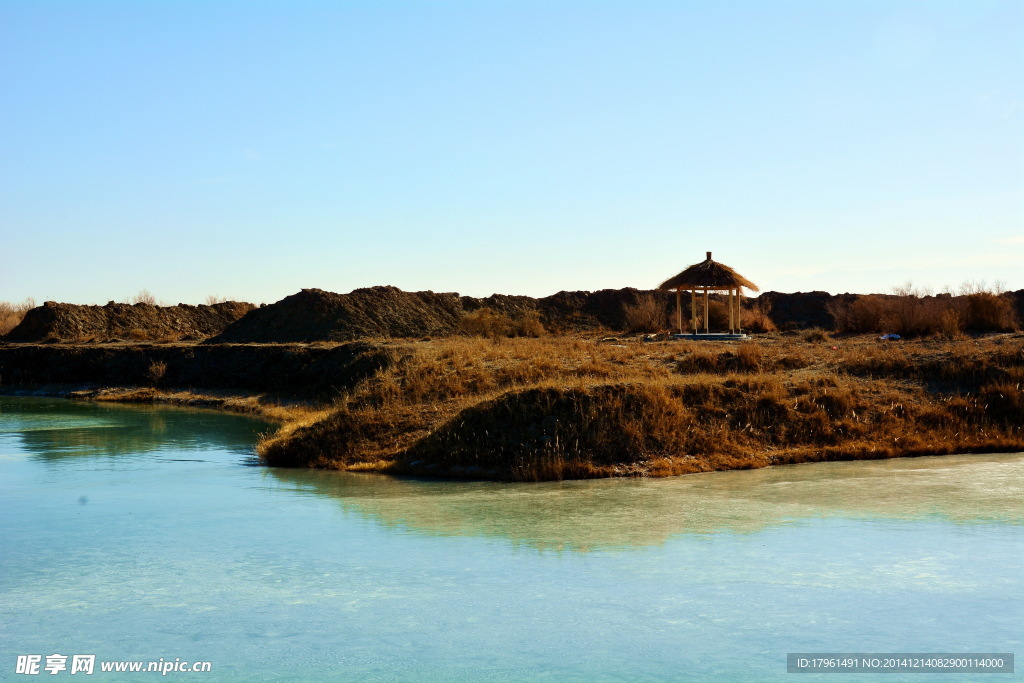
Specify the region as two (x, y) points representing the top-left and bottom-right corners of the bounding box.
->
(1, 396), (1020, 681)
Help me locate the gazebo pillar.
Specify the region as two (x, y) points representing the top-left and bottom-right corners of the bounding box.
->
(676, 288), (682, 334)
(703, 287), (709, 334)
(690, 289), (697, 334)
(728, 288), (734, 334)
(737, 288), (743, 334)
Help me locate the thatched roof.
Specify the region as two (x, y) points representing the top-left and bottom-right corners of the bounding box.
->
(658, 252), (759, 292)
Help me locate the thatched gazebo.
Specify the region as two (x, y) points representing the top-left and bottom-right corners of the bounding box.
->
(658, 252), (759, 335)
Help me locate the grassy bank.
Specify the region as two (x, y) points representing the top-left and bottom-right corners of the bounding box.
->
(259, 333), (1024, 480)
(62, 386), (331, 427)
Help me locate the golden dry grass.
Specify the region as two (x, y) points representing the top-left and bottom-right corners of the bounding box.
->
(66, 386), (334, 429)
(258, 333), (1024, 480)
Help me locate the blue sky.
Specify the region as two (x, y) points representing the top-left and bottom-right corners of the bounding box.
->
(1, 0), (1021, 304)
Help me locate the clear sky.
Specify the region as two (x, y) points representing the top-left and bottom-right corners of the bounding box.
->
(1, 0), (1021, 304)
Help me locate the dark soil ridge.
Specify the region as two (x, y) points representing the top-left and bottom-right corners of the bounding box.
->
(0, 342), (392, 397)
(204, 286), (1024, 343)
(207, 286), (857, 343)
(5, 300), (254, 343)
(6, 287), (1024, 344)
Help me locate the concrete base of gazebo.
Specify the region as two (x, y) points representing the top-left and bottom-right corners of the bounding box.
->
(672, 333), (750, 341)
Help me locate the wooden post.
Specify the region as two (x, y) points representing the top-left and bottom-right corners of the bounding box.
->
(691, 289), (697, 334)
(737, 288), (743, 334)
(728, 288), (734, 333)
(676, 288), (682, 334)
(703, 287), (709, 334)
(736, 288), (740, 333)
(735, 288), (740, 334)
(733, 288), (739, 334)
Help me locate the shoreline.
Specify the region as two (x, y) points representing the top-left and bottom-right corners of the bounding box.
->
(6, 377), (1022, 482)
(0, 384), (331, 447)
(4, 332), (1022, 481)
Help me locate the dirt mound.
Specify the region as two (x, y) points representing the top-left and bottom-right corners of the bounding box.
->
(1006, 289), (1024, 325)
(205, 286), (1024, 344)
(212, 286), (672, 343)
(757, 291), (847, 330)
(209, 287), (468, 343)
(4, 301), (254, 343)
(540, 289), (668, 331)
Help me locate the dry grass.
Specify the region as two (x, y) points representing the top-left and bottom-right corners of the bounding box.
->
(258, 333), (1024, 481)
(67, 386), (333, 428)
(460, 308), (547, 339)
(0, 298), (36, 336)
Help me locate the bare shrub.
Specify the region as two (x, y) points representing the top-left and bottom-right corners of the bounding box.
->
(701, 300), (730, 331)
(959, 292), (1016, 332)
(938, 309), (962, 339)
(204, 294), (229, 305)
(460, 308), (512, 339)
(622, 294), (666, 333)
(743, 298), (776, 333)
(829, 282), (1016, 337)
(510, 311), (546, 337)
(461, 308), (547, 338)
(828, 295), (885, 333)
(0, 297), (36, 336)
(802, 328), (831, 343)
(147, 360), (167, 386)
(131, 289), (157, 305)
(878, 283), (949, 336)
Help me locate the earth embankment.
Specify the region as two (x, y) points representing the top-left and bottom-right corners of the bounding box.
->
(0, 342), (393, 397)
(207, 286), (764, 343)
(4, 301), (254, 343)
(8, 287), (1024, 344)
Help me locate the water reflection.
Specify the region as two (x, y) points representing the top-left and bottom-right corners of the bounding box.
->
(0, 396), (268, 459)
(268, 453), (1024, 552)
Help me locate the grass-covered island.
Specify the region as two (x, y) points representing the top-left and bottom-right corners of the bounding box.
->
(256, 333), (1024, 480)
(2, 284), (1023, 481)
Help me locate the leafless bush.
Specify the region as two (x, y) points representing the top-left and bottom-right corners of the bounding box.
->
(131, 289), (157, 305)
(701, 300), (730, 331)
(743, 298), (776, 333)
(829, 282), (1017, 336)
(958, 292), (1016, 332)
(461, 308), (547, 338)
(147, 360), (167, 386)
(460, 308), (512, 339)
(0, 297), (36, 336)
(510, 311), (546, 337)
(622, 294), (667, 333)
